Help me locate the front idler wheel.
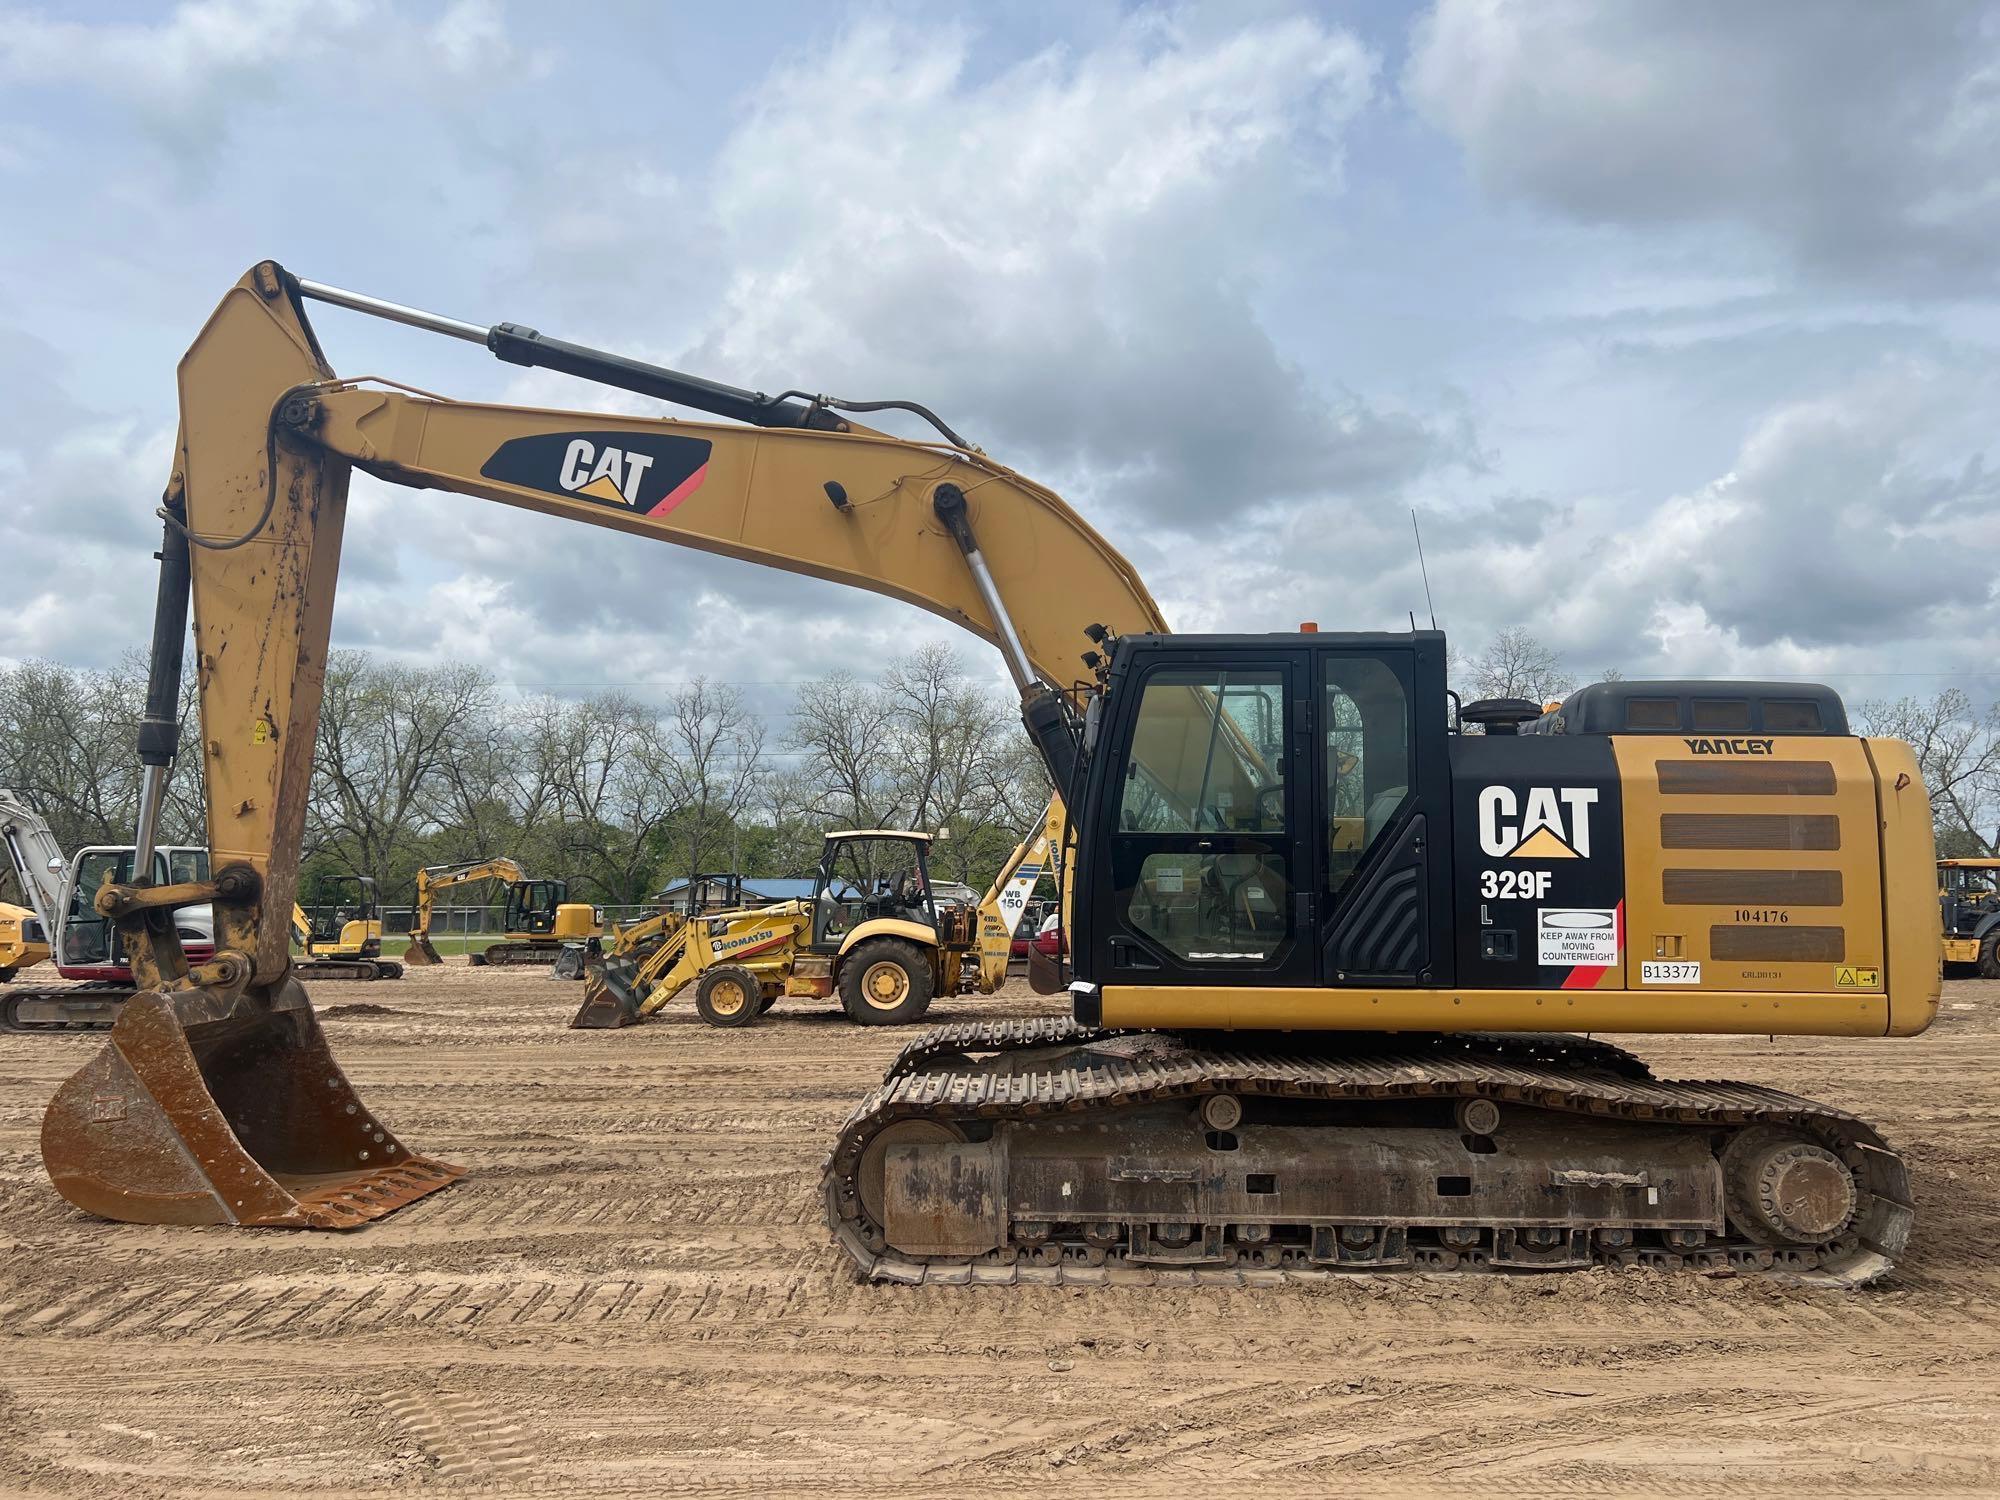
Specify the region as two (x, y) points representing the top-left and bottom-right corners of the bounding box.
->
(1722, 1126), (1858, 1246)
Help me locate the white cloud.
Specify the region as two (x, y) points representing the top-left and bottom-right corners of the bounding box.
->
(0, 0), (518, 161)
(679, 11), (1467, 531)
(1406, 0), (2000, 292)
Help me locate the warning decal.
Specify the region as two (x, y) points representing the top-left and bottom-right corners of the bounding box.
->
(1834, 965), (1881, 989)
(1537, 907), (1619, 967)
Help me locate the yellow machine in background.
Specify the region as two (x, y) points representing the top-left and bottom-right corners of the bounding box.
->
(289, 874), (402, 981)
(572, 800), (1065, 1029)
(0, 901), (49, 980)
(39, 263), (1936, 1288)
(402, 857), (599, 967)
(1939, 858), (2000, 976)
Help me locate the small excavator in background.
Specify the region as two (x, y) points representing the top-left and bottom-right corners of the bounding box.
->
(290, 874), (403, 981)
(0, 901), (50, 980)
(39, 263), (1937, 1287)
(1, 787), (215, 1032)
(571, 799), (1064, 1029)
(401, 857), (600, 968)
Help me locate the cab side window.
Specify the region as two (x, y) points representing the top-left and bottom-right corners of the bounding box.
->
(1324, 657), (1413, 897)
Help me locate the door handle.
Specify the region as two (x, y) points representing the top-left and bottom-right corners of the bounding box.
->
(1110, 938), (1160, 971)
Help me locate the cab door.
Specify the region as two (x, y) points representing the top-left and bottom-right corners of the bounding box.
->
(1313, 646), (1446, 986)
(1085, 651), (1314, 988)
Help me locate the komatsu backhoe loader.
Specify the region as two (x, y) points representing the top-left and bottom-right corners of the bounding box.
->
(401, 857), (598, 967)
(43, 264), (1936, 1287)
(290, 874), (403, 981)
(569, 797), (1065, 1029)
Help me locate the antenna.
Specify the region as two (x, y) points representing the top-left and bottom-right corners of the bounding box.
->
(1411, 508), (1438, 631)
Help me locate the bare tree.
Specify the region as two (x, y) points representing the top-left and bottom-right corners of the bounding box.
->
(536, 692), (689, 903)
(1856, 689), (2000, 855)
(786, 670), (903, 827)
(653, 678), (766, 890)
(308, 653), (497, 883)
(1470, 628), (1574, 705)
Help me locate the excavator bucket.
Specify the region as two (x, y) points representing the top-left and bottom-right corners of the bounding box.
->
(41, 980), (462, 1227)
(550, 942), (589, 981)
(569, 953), (643, 1029)
(400, 933), (443, 966)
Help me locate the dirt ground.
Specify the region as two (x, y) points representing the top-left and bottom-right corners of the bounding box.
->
(0, 965), (1995, 1498)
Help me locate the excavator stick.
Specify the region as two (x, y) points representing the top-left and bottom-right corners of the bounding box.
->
(42, 980), (461, 1227)
(400, 933), (444, 966)
(570, 952), (645, 1029)
(40, 266), (463, 1230)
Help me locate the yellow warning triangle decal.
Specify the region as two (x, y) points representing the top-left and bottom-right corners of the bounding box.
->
(577, 474), (626, 504)
(1510, 826), (1580, 859)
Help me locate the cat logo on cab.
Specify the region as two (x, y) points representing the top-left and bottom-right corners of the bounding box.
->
(1477, 786), (1598, 860)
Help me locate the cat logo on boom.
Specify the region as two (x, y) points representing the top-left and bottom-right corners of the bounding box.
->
(1478, 786), (1598, 859)
(478, 429), (713, 516)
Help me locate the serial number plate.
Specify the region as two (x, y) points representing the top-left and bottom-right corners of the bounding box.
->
(1641, 961), (1701, 985)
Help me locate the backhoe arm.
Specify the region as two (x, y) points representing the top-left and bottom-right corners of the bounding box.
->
(973, 793), (1068, 991)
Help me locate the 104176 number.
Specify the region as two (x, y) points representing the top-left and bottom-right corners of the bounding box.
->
(1478, 869), (1553, 900)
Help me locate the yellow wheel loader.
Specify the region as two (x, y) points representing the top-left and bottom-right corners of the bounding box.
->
(290, 875), (403, 981)
(570, 804), (1065, 1030)
(40, 263), (1936, 1287)
(401, 857), (599, 967)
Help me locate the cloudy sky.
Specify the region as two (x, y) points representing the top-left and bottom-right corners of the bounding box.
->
(4, 0), (1997, 718)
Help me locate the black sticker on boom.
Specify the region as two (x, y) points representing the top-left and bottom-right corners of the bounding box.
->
(480, 431), (713, 516)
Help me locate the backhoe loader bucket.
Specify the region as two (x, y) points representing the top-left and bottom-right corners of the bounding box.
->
(41, 980), (462, 1227)
(570, 953), (643, 1029)
(401, 933), (444, 966)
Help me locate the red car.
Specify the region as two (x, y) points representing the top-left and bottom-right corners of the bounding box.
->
(1031, 911), (1066, 959)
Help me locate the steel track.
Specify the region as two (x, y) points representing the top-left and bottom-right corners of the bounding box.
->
(826, 1024), (1911, 1290)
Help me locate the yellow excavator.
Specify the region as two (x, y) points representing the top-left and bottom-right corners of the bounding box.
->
(570, 798), (1066, 1029)
(0, 902), (50, 981)
(289, 874), (402, 981)
(400, 857), (598, 967)
(44, 263), (1936, 1287)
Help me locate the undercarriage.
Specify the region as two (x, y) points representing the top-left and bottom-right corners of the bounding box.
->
(1, 981), (131, 1033)
(822, 1020), (1911, 1288)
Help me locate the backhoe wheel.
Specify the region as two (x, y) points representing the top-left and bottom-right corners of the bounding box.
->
(838, 939), (933, 1026)
(695, 965), (763, 1028)
(1980, 931), (2000, 980)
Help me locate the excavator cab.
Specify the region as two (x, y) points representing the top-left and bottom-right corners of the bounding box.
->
(503, 878), (566, 936)
(300, 874), (384, 957)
